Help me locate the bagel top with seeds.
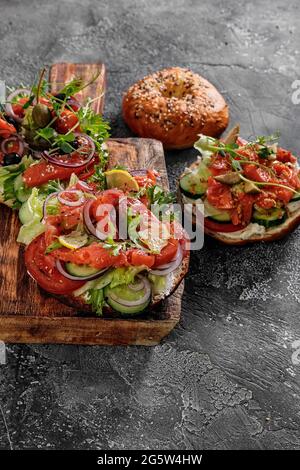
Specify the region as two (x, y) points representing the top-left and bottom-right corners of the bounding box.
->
(122, 67), (229, 149)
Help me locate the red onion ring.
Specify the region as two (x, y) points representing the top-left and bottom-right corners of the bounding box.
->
(128, 276), (145, 291)
(57, 189), (85, 207)
(77, 180), (94, 192)
(150, 245), (183, 276)
(1, 135), (25, 156)
(56, 260), (109, 281)
(43, 191), (60, 219)
(5, 88), (31, 123)
(41, 133), (95, 168)
(108, 276), (151, 307)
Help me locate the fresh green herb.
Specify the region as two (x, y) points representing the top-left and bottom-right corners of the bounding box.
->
(54, 132), (76, 154)
(147, 185), (176, 205)
(35, 127), (56, 143)
(51, 71), (102, 104)
(77, 105), (110, 144)
(88, 165), (107, 190)
(254, 132), (280, 146)
(256, 146), (275, 159)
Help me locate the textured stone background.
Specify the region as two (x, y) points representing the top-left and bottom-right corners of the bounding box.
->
(1, 0), (300, 450)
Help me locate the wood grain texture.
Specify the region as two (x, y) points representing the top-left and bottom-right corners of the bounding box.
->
(49, 63), (106, 113)
(0, 64), (184, 344)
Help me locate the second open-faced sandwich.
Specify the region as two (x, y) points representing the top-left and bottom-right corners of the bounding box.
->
(178, 126), (300, 244)
(22, 168), (190, 316)
(0, 69), (109, 210)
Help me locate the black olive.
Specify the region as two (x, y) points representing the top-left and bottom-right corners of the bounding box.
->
(4, 115), (19, 128)
(72, 139), (80, 149)
(4, 153), (21, 166)
(55, 93), (67, 101)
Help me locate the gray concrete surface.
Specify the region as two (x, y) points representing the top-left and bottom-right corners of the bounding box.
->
(1, 0), (300, 450)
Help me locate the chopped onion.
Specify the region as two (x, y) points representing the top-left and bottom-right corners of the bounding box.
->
(56, 260), (109, 281)
(1, 135), (25, 156)
(57, 189), (85, 207)
(149, 245), (183, 276)
(42, 133), (95, 168)
(5, 88), (31, 123)
(43, 191), (60, 219)
(109, 276), (151, 306)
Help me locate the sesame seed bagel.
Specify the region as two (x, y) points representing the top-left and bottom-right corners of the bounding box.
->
(122, 67), (229, 149)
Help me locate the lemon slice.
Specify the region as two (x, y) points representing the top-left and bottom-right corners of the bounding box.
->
(105, 169), (139, 191)
(58, 231), (88, 250)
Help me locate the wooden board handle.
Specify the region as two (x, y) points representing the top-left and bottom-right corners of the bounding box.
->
(49, 63), (106, 114)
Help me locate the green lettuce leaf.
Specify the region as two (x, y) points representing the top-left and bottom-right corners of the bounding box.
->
(17, 217), (45, 245)
(17, 188), (45, 245)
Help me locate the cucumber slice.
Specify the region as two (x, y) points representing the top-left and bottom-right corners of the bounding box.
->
(252, 208), (286, 228)
(204, 199), (231, 222)
(106, 297), (150, 315)
(180, 173), (207, 198)
(179, 161), (211, 199)
(104, 284), (150, 315)
(65, 263), (102, 277)
(14, 174), (32, 202)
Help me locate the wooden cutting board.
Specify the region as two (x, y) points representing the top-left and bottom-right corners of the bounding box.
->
(0, 63), (183, 345)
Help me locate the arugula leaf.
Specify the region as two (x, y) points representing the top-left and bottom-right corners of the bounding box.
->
(147, 185), (176, 205)
(78, 106), (110, 142)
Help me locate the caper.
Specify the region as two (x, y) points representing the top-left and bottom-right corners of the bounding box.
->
(32, 103), (52, 128)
